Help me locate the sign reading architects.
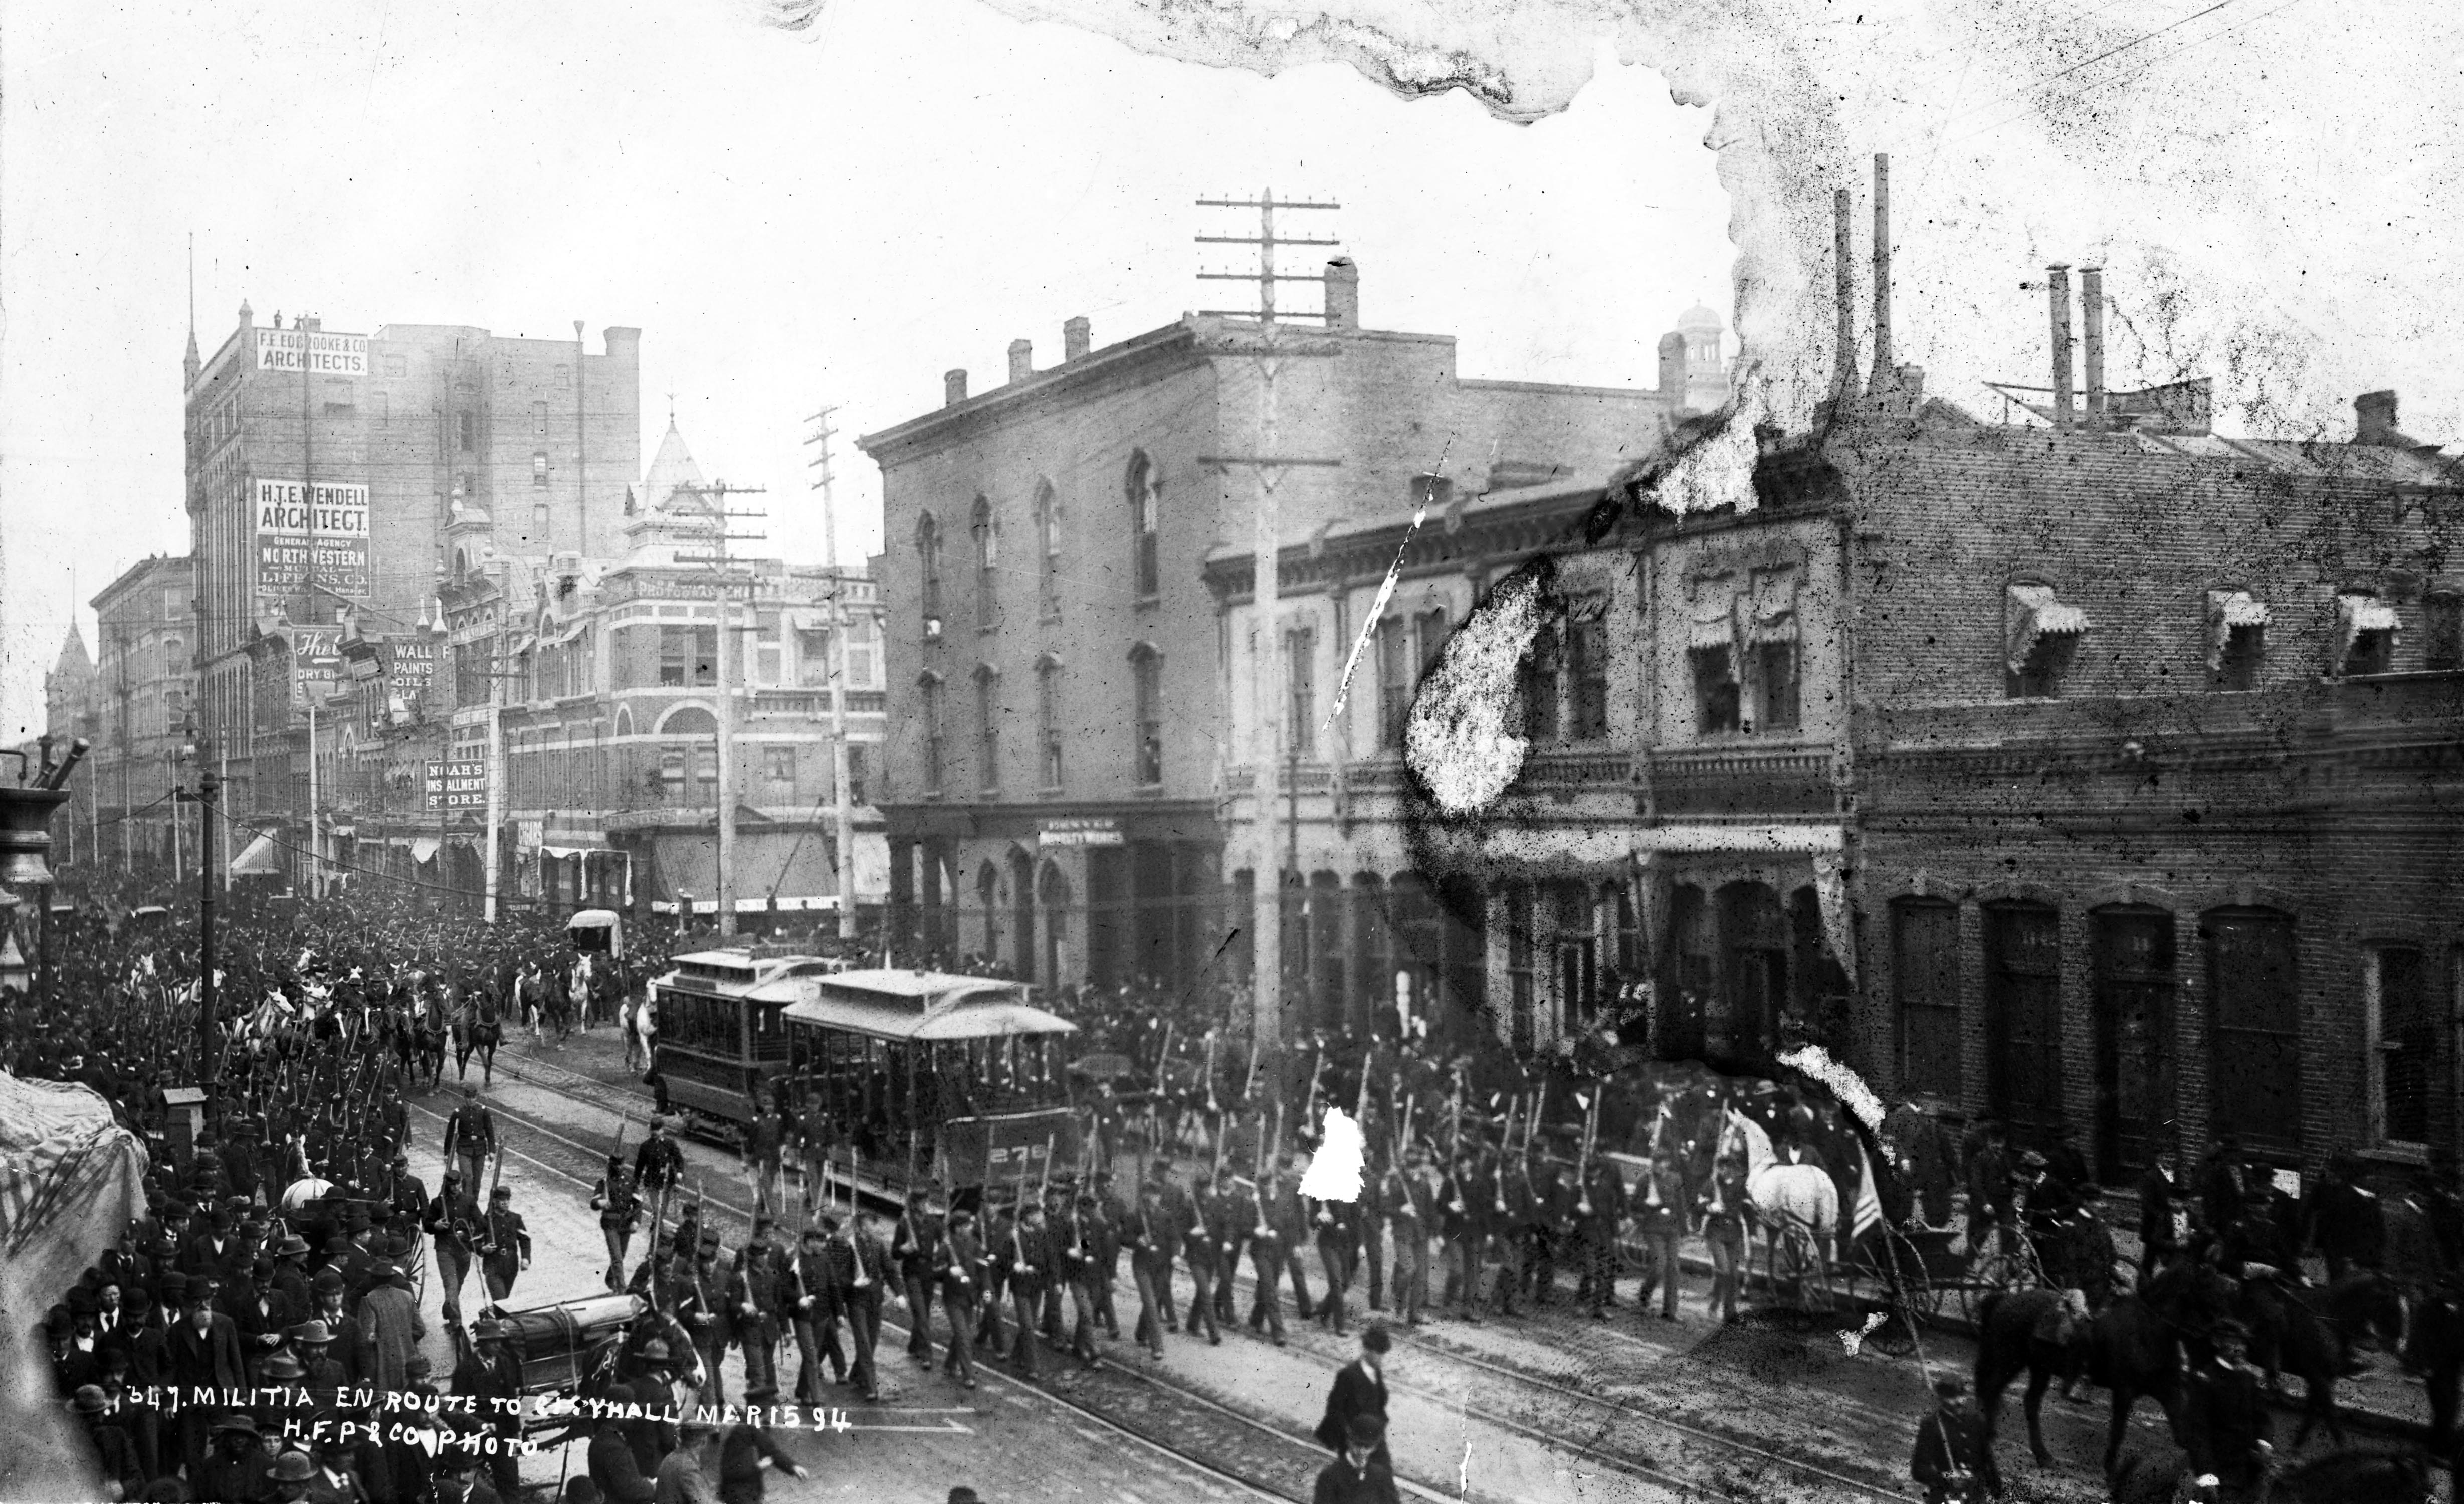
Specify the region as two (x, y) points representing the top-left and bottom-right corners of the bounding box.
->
(254, 328), (369, 374)
(254, 479), (372, 596)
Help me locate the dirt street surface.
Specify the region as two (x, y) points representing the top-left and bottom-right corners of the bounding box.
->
(394, 1028), (2440, 1504)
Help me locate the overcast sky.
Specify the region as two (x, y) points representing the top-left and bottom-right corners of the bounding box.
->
(0, 0), (1735, 732)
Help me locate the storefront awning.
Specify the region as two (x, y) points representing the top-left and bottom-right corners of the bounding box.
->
(230, 832), (284, 878)
(2339, 593), (2399, 634)
(2207, 590), (2270, 668)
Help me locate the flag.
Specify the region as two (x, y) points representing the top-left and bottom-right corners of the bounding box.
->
(1850, 1142), (1883, 1243)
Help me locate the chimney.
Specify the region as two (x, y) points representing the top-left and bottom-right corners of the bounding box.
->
(301, 314), (321, 334)
(603, 326), (642, 362)
(2356, 390), (2402, 446)
(944, 369), (968, 407)
(1063, 316), (1091, 362)
(2080, 267), (2106, 431)
(1007, 339), (1033, 385)
(1832, 189), (1859, 399)
(1869, 153), (1893, 391)
(1658, 332), (1690, 411)
(2048, 265), (2075, 429)
(1324, 257), (1360, 330)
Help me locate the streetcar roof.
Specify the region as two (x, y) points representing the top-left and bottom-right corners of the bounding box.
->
(782, 971), (1079, 1043)
(567, 909), (622, 929)
(660, 948), (850, 995)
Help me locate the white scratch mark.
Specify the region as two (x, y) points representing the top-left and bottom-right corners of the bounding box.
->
(1299, 1106), (1366, 1201)
(1777, 1044), (1884, 1132)
(1837, 1309), (1886, 1357)
(1327, 441), (1447, 729)
(1459, 1437), (1473, 1498)
(1404, 567), (1543, 814)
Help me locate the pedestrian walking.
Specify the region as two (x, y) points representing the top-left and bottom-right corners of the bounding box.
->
(1313, 1325), (1393, 1471)
(1312, 1414), (1401, 1504)
(1630, 1150), (1685, 1322)
(1907, 1374), (2001, 1504)
(716, 1384), (809, 1503)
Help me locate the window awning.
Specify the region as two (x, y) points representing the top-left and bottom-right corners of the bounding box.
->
(2207, 590), (2271, 669)
(2339, 593), (2400, 634)
(229, 832), (284, 878)
(2005, 583), (2091, 675)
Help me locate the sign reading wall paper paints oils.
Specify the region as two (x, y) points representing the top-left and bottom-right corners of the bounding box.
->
(254, 328), (368, 374)
(253, 479), (372, 596)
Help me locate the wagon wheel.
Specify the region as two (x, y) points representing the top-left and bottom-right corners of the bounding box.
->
(1957, 1239), (2039, 1325)
(1776, 1223), (1823, 1308)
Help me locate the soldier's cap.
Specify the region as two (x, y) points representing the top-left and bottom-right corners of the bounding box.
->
(261, 1352), (306, 1380)
(463, 1085), (479, 1099)
(268, 1451), (317, 1484)
(292, 1320), (333, 1345)
(490, 1186), (512, 1201)
(393, 1152), (410, 1166)
(699, 1227), (721, 1246)
(442, 1168), (462, 1181)
(817, 1214), (842, 1233)
(754, 1215), (775, 1232)
(72, 1385), (109, 1416)
(1930, 1373), (1967, 1400)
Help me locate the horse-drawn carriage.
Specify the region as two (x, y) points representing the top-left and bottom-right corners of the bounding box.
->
(472, 1291), (699, 1443)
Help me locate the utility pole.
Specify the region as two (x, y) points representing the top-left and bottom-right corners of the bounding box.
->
(803, 406), (859, 942)
(1194, 190), (1343, 1045)
(677, 481), (769, 940)
(199, 753), (219, 1075)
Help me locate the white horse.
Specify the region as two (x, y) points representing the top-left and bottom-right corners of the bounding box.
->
(1726, 1108), (1840, 1309)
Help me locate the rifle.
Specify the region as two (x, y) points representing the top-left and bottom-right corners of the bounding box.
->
(1302, 1046), (1327, 1138)
(1203, 1033), (1219, 1118)
(1575, 1088), (1600, 1217)
(1152, 1023), (1174, 1098)
(1526, 1082), (1547, 1163)
(1010, 1141), (1033, 1277)
(1241, 1028), (1261, 1109)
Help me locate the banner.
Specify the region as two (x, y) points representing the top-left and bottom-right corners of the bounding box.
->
(253, 479), (371, 597)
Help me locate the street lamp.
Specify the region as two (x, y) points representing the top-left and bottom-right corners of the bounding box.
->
(176, 727), (220, 1076)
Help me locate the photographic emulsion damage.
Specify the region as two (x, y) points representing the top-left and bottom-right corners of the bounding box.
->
(1, 3), (2459, 1502)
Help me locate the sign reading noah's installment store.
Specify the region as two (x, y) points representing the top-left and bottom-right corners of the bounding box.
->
(253, 478), (371, 597)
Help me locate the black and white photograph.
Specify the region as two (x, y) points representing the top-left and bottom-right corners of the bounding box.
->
(2, 3), (2460, 1502)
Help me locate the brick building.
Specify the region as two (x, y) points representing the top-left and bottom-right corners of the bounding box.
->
(1314, 172), (2464, 1184)
(82, 557), (198, 874)
(184, 303), (642, 832)
(320, 418), (889, 920)
(861, 272), (1689, 998)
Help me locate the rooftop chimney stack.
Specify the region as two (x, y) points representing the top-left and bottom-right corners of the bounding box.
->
(1658, 331), (1690, 413)
(1870, 153), (1893, 392)
(1007, 339), (1033, 385)
(1063, 316), (1091, 362)
(2355, 390), (2401, 446)
(1324, 257), (1360, 330)
(944, 369), (969, 408)
(1833, 187), (1859, 399)
(2080, 266), (2107, 431)
(2048, 265), (2075, 430)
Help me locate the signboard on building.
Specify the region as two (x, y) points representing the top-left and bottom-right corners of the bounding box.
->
(425, 758), (486, 810)
(253, 479), (372, 597)
(1037, 817), (1122, 848)
(362, 638), (440, 733)
(290, 627), (345, 710)
(254, 329), (369, 375)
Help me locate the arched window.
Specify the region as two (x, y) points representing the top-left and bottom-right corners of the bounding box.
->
(1126, 451), (1161, 600)
(656, 704), (718, 737)
(915, 512), (944, 627)
(1033, 482), (1061, 620)
(973, 664), (1001, 794)
(1035, 654), (1064, 791)
(977, 863), (1003, 964)
(970, 495), (997, 631)
(1129, 644), (1163, 786)
(918, 671), (946, 795)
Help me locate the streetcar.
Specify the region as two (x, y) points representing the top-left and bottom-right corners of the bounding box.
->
(782, 969), (1084, 1210)
(645, 948), (851, 1140)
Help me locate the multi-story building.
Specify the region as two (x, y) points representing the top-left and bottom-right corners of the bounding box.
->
(39, 628), (100, 874)
(183, 303), (642, 828)
(84, 557), (197, 873)
(861, 268), (1701, 1001)
(1209, 172), (2464, 1188)
(319, 419), (890, 921)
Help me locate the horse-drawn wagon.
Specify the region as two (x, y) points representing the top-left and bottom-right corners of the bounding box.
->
(470, 1291), (698, 1443)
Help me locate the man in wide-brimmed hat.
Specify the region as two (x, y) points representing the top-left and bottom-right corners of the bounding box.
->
(197, 1412), (274, 1504)
(356, 1260), (421, 1393)
(71, 1383), (143, 1500)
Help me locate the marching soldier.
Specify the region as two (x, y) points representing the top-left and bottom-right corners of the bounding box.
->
(441, 1086), (495, 1197)
(633, 1117), (687, 1229)
(743, 1104), (786, 1216)
(938, 1206), (983, 1388)
(1265, 1155), (1315, 1331)
(1491, 1144), (1532, 1319)
(978, 1194), (1015, 1357)
(1383, 1147), (1431, 1328)
(422, 1169), (482, 1330)
(675, 1225), (732, 1407)
(1313, 1185), (1360, 1334)
(1442, 1143), (1489, 1323)
(1092, 1170), (1127, 1340)
(1631, 1150), (1686, 1322)
(893, 1187), (941, 1369)
(1909, 1373), (2002, 1504)
(838, 1211), (890, 1402)
(1004, 1201), (1049, 1381)
(1699, 1156), (1750, 1325)
(478, 1184), (531, 1304)
(1183, 1168), (1228, 1346)
(1577, 1150), (1628, 1321)
(1129, 1182), (1175, 1359)
(591, 1152), (644, 1292)
(788, 1225), (847, 1401)
(1058, 1192), (1104, 1369)
(729, 1215), (790, 1400)
(1530, 1154), (1574, 1306)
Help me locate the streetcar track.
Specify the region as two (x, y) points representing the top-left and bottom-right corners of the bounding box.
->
(450, 1054), (1926, 1502)
(406, 1092), (1303, 1504)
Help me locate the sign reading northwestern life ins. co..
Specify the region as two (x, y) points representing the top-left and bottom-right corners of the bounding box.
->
(253, 478), (372, 596)
(254, 328), (369, 374)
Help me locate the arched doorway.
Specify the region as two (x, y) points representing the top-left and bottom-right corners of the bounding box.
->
(977, 862), (1003, 968)
(1010, 849), (1036, 986)
(1038, 861), (1071, 991)
(1715, 881), (1787, 1066)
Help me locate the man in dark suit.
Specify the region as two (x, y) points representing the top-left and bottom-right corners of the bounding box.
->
(1314, 1324), (1392, 1466)
(166, 1278), (248, 1479)
(1313, 1413), (1401, 1504)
